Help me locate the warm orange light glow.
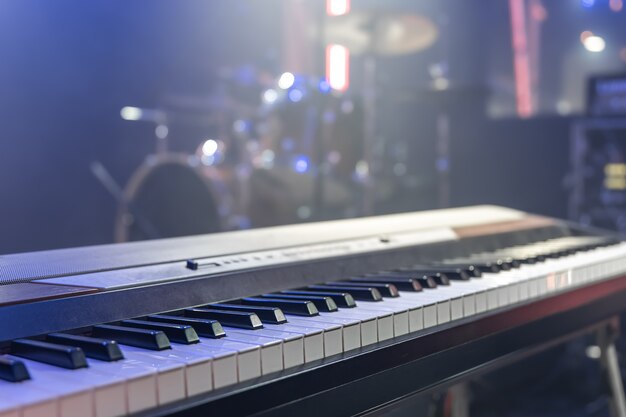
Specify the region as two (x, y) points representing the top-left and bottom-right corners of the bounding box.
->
(580, 30), (593, 43)
(610, 0), (623, 12)
(326, 44), (350, 92)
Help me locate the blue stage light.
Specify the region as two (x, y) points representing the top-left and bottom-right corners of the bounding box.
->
(318, 79), (332, 94)
(294, 155), (310, 173)
(288, 89), (304, 102)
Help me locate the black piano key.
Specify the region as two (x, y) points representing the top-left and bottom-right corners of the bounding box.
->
(371, 271), (448, 286)
(260, 294), (338, 312)
(437, 262), (495, 274)
(185, 308), (263, 330)
(121, 320), (199, 345)
(93, 324), (171, 351)
(482, 259), (511, 270)
(241, 298), (319, 316)
(502, 258), (521, 268)
(209, 304), (287, 324)
(11, 339), (88, 370)
(305, 285), (383, 301)
(513, 256), (538, 264)
(280, 290), (357, 308)
(147, 315), (226, 338)
(325, 281), (399, 297)
(47, 333), (124, 362)
(401, 266), (471, 281)
(427, 273), (451, 286)
(430, 264), (481, 278)
(353, 276), (427, 291)
(0, 356), (30, 382)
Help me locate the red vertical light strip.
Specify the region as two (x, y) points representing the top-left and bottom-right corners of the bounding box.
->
(509, 0), (533, 118)
(325, 0), (351, 92)
(326, 44), (350, 91)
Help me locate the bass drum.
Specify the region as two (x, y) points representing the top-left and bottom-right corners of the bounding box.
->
(115, 154), (238, 242)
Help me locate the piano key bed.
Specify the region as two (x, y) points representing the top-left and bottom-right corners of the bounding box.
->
(2, 206), (626, 417)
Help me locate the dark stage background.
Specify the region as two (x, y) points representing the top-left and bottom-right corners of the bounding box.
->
(0, 0), (622, 254)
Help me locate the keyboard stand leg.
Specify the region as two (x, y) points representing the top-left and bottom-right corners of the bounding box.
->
(449, 382), (470, 417)
(597, 318), (626, 417)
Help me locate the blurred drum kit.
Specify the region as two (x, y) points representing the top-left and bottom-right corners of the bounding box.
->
(101, 8), (440, 242)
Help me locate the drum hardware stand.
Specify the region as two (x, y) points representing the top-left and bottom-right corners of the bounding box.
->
(597, 317), (626, 417)
(90, 161), (161, 240)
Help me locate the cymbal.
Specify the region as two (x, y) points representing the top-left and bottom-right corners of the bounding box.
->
(324, 12), (438, 56)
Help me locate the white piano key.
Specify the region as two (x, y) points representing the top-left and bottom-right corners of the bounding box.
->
(395, 292), (450, 326)
(318, 310), (378, 347)
(285, 318), (343, 357)
(176, 345), (237, 390)
(87, 358), (158, 414)
(161, 340), (242, 389)
(528, 278), (539, 298)
(518, 281), (529, 301)
(178, 338), (261, 383)
(224, 327), (305, 369)
(487, 289), (499, 309)
(0, 381), (57, 417)
(0, 393), (19, 417)
(289, 314), (361, 352)
(0, 408), (18, 417)
(423, 303), (438, 328)
(450, 297), (464, 320)
(340, 305), (395, 341)
(215, 333), (283, 375)
(463, 293), (476, 316)
(117, 348), (188, 405)
(537, 276), (548, 295)
(475, 290), (488, 312)
(263, 323), (324, 362)
(361, 298), (427, 336)
(357, 297), (414, 334)
(497, 286), (509, 306)
(384, 293), (433, 331)
(7, 356), (124, 417)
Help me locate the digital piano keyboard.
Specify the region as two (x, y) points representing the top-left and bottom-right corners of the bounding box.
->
(2, 205), (626, 417)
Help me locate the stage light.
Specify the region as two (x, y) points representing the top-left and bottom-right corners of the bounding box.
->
(393, 163), (407, 176)
(262, 89), (278, 104)
(120, 106), (142, 121)
(556, 100), (572, 115)
(261, 149), (275, 168)
(326, 44), (350, 92)
(155, 125), (168, 139)
(583, 35), (606, 52)
(581, 0), (595, 8)
(233, 119), (248, 134)
(202, 139), (219, 156)
(288, 89), (304, 102)
(297, 206), (312, 219)
(278, 72), (295, 90)
(294, 155), (310, 173)
(355, 160), (369, 179)
(433, 78), (450, 91)
(326, 0), (350, 16)
(610, 0), (623, 12)
(340, 100), (354, 114)
(318, 79), (331, 94)
(580, 30), (593, 43)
